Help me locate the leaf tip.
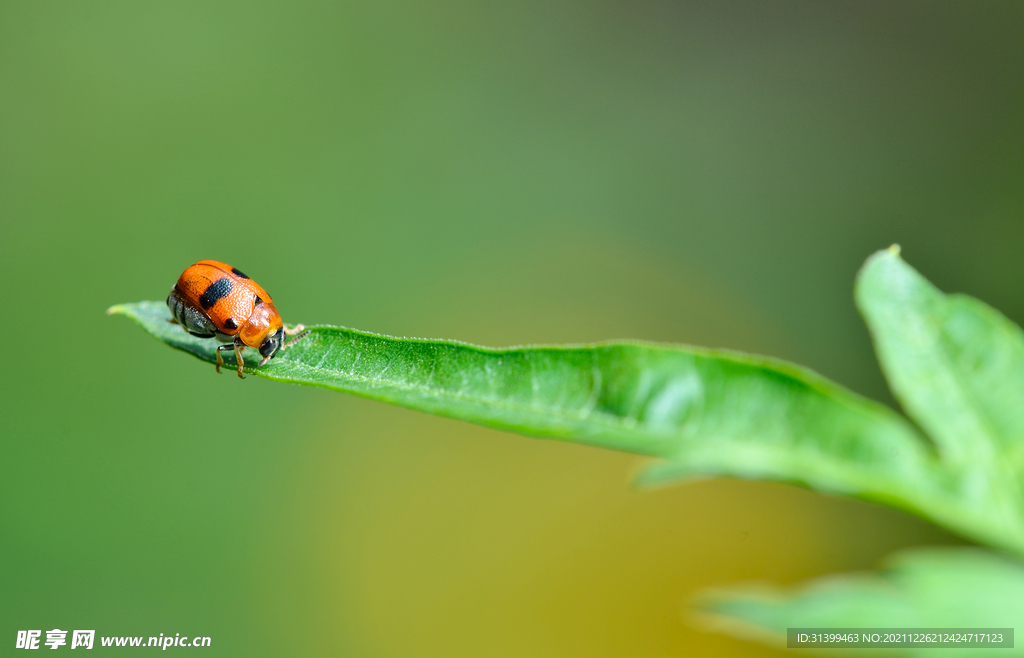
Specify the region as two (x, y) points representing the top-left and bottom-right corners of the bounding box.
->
(106, 304), (125, 316)
(687, 587), (788, 645)
(632, 461), (674, 489)
(632, 460), (711, 490)
(861, 244), (904, 271)
(854, 244), (910, 305)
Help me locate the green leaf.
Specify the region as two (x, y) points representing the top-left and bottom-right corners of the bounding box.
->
(697, 548), (1024, 657)
(700, 250), (1024, 653)
(110, 255), (1024, 555)
(110, 300), (948, 513)
(856, 246), (1024, 552)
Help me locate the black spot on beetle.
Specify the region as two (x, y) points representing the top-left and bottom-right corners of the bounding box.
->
(231, 267), (249, 279)
(254, 295), (263, 306)
(223, 317), (238, 330)
(199, 277), (233, 309)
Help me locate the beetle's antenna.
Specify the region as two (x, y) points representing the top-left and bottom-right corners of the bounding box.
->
(283, 329), (310, 350)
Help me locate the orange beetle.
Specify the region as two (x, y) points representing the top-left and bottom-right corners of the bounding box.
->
(167, 260), (308, 378)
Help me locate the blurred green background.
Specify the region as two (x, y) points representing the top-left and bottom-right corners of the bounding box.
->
(2, 1), (1022, 655)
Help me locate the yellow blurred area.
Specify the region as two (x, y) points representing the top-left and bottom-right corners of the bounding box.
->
(252, 407), (942, 656)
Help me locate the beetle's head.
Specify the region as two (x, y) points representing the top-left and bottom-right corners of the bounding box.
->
(258, 327), (285, 364)
(240, 299), (285, 368)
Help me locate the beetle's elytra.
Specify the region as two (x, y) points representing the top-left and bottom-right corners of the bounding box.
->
(167, 260), (308, 378)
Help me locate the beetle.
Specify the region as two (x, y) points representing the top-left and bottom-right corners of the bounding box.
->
(166, 260), (309, 378)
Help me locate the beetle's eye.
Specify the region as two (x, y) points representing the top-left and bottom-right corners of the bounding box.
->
(259, 329), (286, 358)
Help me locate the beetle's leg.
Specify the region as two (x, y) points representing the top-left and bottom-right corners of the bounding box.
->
(283, 329), (311, 350)
(168, 317), (179, 325)
(216, 344), (234, 374)
(234, 340), (246, 379)
(284, 323), (305, 335)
